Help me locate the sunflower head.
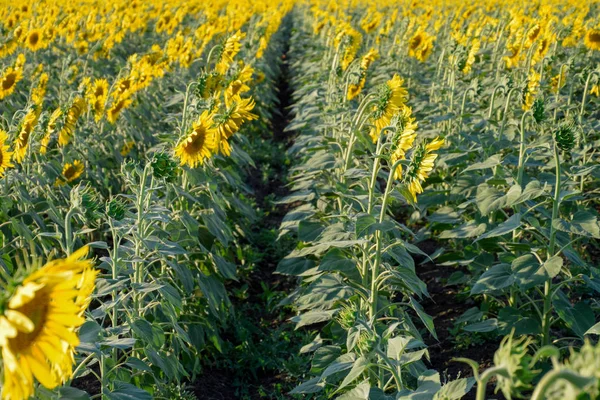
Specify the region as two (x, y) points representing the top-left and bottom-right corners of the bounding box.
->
(554, 119), (576, 151)
(0, 247), (96, 400)
(151, 152), (178, 182)
(584, 29), (600, 51)
(174, 110), (217, 167)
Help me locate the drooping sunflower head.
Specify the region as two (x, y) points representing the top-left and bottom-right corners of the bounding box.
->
(60, 160), (85, 184)
(174, 110), (217, 168)
(403, 137), (444, 201)
(0, 247), (97, 400)
(0, 130), (14, 177)
(584, 28), (600, 51)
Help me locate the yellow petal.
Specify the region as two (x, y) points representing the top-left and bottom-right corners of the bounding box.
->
(4, 310), (35, 333)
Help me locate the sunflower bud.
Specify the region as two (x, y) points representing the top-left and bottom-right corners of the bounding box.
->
(532, 97), (545, 124)
(151, 152), (178, 182)
(337, 304), (358, 330)
(554, 119), (576, 151)
(356, 330), (378, 355)
(493, 333), (536, 399)
(106, 198), (127, 220)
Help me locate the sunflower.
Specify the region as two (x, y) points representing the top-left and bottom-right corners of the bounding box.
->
(31, 72), (49, 106)
(0, 247), (97, 400)
(40, 108), (62, 155)
(405, 137), (444, 201)
(106, 94), (133, 124)
(55, 160), (84, 186)
(390, 107), (418, 180)
(591, 84), (600, 97)
(584, 29), (600, 51)
(0, 67), (23, 100)
(87, 79), (109, 122)
(550, 68), (567, 94)
(522, 70), (540, 111)
(216, 31), (245, 74)
(174, 110), (217, 168)
(214, 96), (258, 155)
(360, 48), (379, 71)
(120, 140), (135, 157)
(408, 30), (435, 62)
(0, 130), (14, 178)
(369, 74), (408, 142)
(225, 64), (254, 102)
(58, 97), (86, 146)
(462, 38), (480, 74)
(347, 49), (379, 101)
(14, 108), (40, 163)
(24, 28), (44, 52)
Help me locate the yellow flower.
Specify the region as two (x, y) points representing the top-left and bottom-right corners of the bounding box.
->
(408, 30), (435, 62)
(63, 160), (84, 182)
(40, 108), (62, 155)
(31, 72), (49, 106)
(462, 38), (480, 74)
(58, 97), (86, 146)
(522, 70), (540, 111)
(24, 28), (44, 52)
(591, 84), (600, 97)
(405, 137), (444, 201)
(106, 93), (133, 124)
(390, 107), (418, 180)
(584, 29), (600, 51)
(360, 48), (379, 71)
(14, 108), (40, 163)
(551, 68), (567, 94)
(369, 74), (408, 142)
(120, 140), (135, 157)
(0, 67), (23, 100)
(0, 247), (97, 400)
(174, 110), (217, 168)
(87, 79), (109, 122)
(214, 96), (258, 155)
(216, 31), (245, 74)
(0, 130), (14, 178)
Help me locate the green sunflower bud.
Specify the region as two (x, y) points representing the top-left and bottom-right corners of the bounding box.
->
(554, 119), (576, 151)
(493, 334), (536, 399)
(151, 152), (178, 182)
(532, 97), (545, 123)
(106, 197), (127, 221)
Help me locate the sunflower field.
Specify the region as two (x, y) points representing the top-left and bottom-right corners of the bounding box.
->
(0, 0), (599, 399)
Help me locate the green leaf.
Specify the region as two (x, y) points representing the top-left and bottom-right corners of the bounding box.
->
(58, 387), (90, 400)
(319, 248), (356, 273)
(439, 221), (487, 239)
(462, 154), (502, 173)
(299, 220), (325, 242)
(512, 254), (547, 290)
(434, 378), (476, 400)
(475, 213), (522, 242)
(543, 256), (563, 278)
(105, 382), (152, 400)
(585, 321), (600, 335)
(554, 296), (595, 338)
(463, 319), (498, 333)
(498, 307), (541, 335)
(338, 356), (369, 391)
(292, 309), (338, 329)
(471, 263), (514, 294)
(289, 377), (325, 394)
(276, 256), (316, 275)
(553, 211), (600, 238)
(336, 381), (370, 400)
(476, 184), (505, 215)
(322, 353), (355, 379)
(410, 297), (438, 340)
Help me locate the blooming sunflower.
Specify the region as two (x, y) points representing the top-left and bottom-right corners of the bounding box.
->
(55, 160), (84, 186)
(0, 246), (97, 400)
(408, 30), (435, 62)
(174, 110), (217, 168)
(0, 67), (23, 100)
(225, 64), (254, 102)
(522, 70), (540, 111)
(40, 108), (62, 155)
(106, 94), (133, 125)
(390, 107), (418, 180)
(31, 73), (49, 106)
(86, 79), (109, 122)
(0, 130), (14, 178)
(404, 137), (444, 201)
(214, 96), (258, 155)
(24, 29), (44, 52)
(58, 97), (86, 146)
(216, 31), (245, 74)
(369, 75), (408, 142)
(584, 29), (600, 51)
(14, 108), (40, 163)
